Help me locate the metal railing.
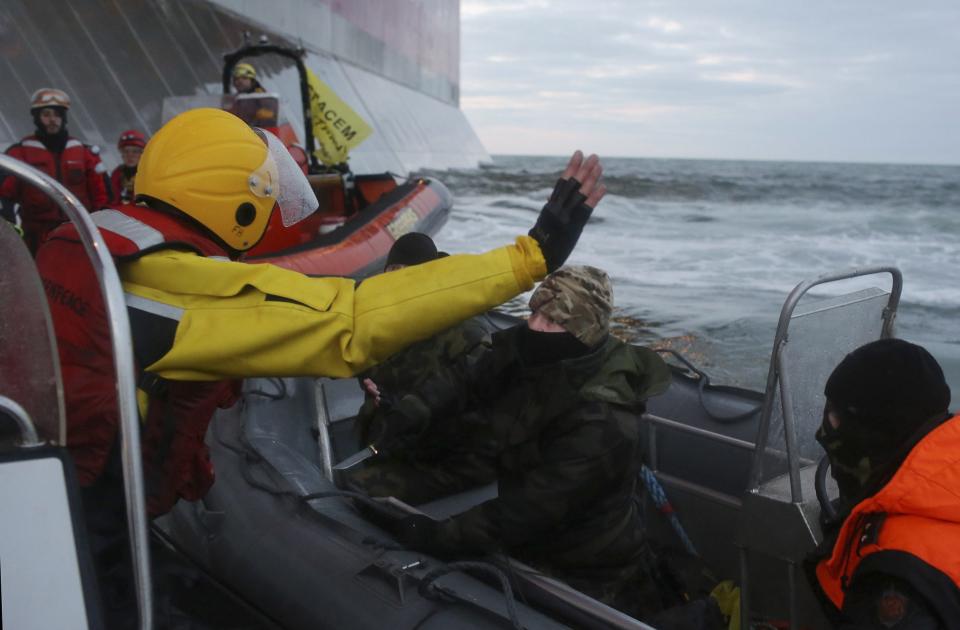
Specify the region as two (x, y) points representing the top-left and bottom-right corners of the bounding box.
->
(748, 267), (901, 502)
(0, 395), (41, 447)
(0, 154), (153, 629)
(314, 379), (335, 482)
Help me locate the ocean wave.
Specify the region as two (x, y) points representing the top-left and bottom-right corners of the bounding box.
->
(430, 155), (960, 393)
(420, 157), (960, 209)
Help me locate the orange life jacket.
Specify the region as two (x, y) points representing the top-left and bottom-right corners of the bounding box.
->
(38, 204), (240, 515)
(817, 413), (960, 609)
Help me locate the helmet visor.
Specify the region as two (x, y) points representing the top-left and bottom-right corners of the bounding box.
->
(251, 128), (318, 226)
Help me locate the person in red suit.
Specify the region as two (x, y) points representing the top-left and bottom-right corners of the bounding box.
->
(109, 130), (147, 205)
(0, 88), (108, 254)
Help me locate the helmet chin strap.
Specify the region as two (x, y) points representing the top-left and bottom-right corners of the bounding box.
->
(137, 195), (245, 260)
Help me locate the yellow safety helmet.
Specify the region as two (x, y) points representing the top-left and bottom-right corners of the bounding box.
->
(135, 108), (317, 251)
(30, 88), (70, 111)
(233, 62), (257, 80)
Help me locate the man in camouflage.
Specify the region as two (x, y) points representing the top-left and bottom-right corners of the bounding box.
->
(343, 233), (501, 503)
(376, 265), (677, 618)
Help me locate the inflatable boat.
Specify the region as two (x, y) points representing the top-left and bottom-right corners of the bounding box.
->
(158, 267), (901, 630)
(162, 41), (454, 279)
(0, 151), (903, 629)
(244, 172), (452, 278)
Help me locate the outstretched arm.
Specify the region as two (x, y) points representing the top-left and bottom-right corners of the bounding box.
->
(136, 151), (606, 381)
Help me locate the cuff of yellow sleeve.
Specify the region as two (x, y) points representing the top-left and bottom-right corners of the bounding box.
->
(508, 235), (547, 290)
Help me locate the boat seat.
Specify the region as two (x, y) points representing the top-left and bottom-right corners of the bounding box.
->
(317, 376), (367, 464)
(316, 376), (501, 517)
(415, 481), (498, 519)
(0, 221), (65, 448)
(315, 312), (522, 518)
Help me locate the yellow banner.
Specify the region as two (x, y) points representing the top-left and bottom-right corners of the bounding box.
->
(305, 68), (373, 166)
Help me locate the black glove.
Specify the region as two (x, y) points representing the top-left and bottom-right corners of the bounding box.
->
(528, 177), (594, 272)
(370, 408), (427, 457)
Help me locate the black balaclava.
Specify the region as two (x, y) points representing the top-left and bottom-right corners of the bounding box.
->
(32, 107), (68, 154)
(516, 324), (592, 366)
(816, 338), (951, 503)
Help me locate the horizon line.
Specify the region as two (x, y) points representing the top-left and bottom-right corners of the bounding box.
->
(485, 152), (960, 169)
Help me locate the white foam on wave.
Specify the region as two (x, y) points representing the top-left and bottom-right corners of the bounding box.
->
(435, 157), (960, 394)
(440, 189), (960, 314)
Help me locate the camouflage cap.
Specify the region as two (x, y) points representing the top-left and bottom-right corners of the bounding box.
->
(529, 265), (613, 347)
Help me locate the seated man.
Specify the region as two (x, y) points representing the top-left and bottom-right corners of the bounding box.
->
(379, 265), (675, 618)
(808, 339), (958, 628)
(344, 232), (499, 504)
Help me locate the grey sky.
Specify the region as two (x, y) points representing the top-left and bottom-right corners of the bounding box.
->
(460, 1), (960, 164)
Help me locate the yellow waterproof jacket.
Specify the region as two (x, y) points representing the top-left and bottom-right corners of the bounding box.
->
(41, 203), (545, 510)
(122, 236), (546, 381)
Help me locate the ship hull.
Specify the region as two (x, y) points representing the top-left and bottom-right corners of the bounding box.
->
(0, 0), (489, 173)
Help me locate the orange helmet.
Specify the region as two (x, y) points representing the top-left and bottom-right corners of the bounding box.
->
(30, 88), (70, 111)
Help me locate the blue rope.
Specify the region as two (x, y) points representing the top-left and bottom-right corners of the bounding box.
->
(640, 465), (698, 556)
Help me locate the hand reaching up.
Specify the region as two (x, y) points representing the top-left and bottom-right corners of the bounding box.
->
(528, 150), (607, 272)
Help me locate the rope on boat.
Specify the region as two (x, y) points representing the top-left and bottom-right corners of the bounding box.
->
(654, 348), (761, 423)
(640, 465), (698, 557)
(418, 561), (523, 630)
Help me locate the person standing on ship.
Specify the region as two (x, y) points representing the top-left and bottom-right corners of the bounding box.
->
(34, 107), (606, 627)
(109, 130), (147, 205)
(1, 88), (108, 254)
(808, 339), (959, 629)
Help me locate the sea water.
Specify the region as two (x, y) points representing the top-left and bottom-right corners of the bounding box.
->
(426, 156), (960, 398)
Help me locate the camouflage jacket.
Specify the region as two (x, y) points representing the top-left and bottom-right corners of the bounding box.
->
(357, 313), (498, 459)
(430, 325), (672, 572)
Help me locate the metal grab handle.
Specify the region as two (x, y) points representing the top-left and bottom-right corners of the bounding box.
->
(0, 154), (153, 630)
(0, 395), (41, 447)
